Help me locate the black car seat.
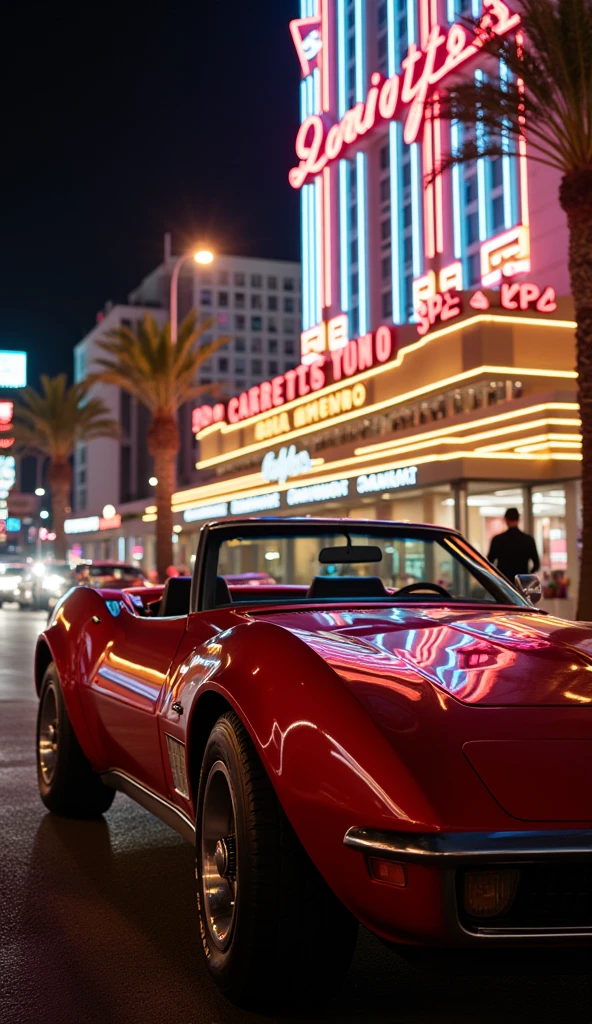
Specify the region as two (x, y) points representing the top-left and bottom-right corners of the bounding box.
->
(159, 576), (192, 617)
(306, 575), (388, 599)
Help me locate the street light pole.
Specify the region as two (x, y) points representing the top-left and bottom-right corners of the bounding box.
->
(169, 248), (215, 344)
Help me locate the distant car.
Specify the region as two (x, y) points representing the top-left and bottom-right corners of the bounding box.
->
(81, 562), (152, 590)
(223, 571), (276, 586)
(33, 516), (592, 1009)
(0, 563), (35, 609)
(35, 562), (79, 611)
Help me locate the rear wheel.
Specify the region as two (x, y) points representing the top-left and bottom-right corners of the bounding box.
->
(37, 662), (115, 817)
(195, 712), (358, 1010)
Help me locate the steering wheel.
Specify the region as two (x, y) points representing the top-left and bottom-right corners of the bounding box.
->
(395, 582), (453, 599)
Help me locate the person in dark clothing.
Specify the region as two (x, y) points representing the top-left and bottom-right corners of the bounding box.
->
(487, 507), (540, 582)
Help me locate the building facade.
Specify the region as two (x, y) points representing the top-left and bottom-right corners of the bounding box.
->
(164, 0), (580, 613)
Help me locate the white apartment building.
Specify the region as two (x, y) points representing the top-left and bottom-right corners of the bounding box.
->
(69, 253), (300, 570)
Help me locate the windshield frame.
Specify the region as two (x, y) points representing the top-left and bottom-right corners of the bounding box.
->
(195, 519), (531, 612)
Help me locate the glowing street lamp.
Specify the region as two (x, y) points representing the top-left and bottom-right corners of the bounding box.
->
(35, 487), (45, 496)
(170, 248), (215, 343)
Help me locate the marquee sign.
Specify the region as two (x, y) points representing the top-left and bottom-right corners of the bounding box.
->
(289, 1), (520, 188)
(193, 325), (397, 436)
(261, 446), (312, 485)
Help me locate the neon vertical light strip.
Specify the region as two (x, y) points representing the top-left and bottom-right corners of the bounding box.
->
(315, 173), (323, 319)
(499, 59), (514, 229)
(406, 0), (416, 45)
(423, 108), (436, 259)
(356, 151), (369, 334)
(451, 121), (463, 260)
(447, 0), (455, 21)
(433, 94), (445, 254)
(337, 0), (347, 117)
(300, 78), (311, 330)
(387, 0), (401, 323)
(410, 144), (422, 278)
(339, 160), (350, 314)
(418, 0), (429, 47)
(516, 32), (530, 228)
(475, 69), (488, 242)
(322, 166), (332, 308)
(321, 0), (330, 112)
(354, 0), (369, 333)
(472, 0), (480, 14)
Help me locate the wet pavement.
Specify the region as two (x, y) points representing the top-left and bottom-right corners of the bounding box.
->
(0, 608), (590, 1023)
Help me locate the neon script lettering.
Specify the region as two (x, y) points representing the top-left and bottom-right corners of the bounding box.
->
(289, 1), (519, 189)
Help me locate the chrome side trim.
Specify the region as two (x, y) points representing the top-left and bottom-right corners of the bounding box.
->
(101, 770), (195, 843)
(343, 826), (592, 864)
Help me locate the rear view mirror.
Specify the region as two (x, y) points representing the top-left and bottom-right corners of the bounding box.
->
(319, 545), (383, 564)
(515, 574), (542, 604)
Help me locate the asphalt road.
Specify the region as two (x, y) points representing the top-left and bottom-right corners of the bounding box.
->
(0, 607), (590, 1024)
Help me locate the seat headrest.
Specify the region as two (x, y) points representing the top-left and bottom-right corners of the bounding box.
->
(159, 576), (192, 617)
(306, 575), (388, 600)
(215, 575), (232, 607)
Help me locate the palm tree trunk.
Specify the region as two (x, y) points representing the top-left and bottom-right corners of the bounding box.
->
(152, 450), (176, 583)
(148, 414), (180, 583)
(560, 172), (592, 620)
(47, 458), (72, 561)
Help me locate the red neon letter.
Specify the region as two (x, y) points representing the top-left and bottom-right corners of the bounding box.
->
(501, 283), (520, 310)
(330, 348), (344, 381)
(357, 333), (373, 370)
(227, 397), (240, 423)
(271, 376), (285, 407)
(375, 325), (395, 362)
(260, 381), (273, 411)
(342, 340), (358, 377)
(284, 369), (298, 401)
(309, 360), (326, 391)
(295, 364), (310, 397)
(378, 75), (400, 120)
(519, 283), (540, 310)
(537, 286), (557, 313)
(289, 116), (327, 189)
(248, 387), (261, 417)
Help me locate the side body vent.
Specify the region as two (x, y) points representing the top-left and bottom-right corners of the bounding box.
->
(165, 734), (189, 799)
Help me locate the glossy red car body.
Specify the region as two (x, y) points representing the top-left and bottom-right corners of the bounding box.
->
(35, 518), (592, 950)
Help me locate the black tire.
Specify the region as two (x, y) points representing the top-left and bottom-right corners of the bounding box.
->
(37, 662), (115, 818)
(195, 711), (358, 1010)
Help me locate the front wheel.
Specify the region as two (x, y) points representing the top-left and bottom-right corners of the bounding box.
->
(195, 712), (358, 1010)
(37, 663), (115, 817)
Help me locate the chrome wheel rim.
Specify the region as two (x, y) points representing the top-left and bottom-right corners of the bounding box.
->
(201, 760), (238, 951)
(38, 684), (59, 784)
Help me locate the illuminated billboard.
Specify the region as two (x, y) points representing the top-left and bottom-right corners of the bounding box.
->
(0, 352), (27, 389)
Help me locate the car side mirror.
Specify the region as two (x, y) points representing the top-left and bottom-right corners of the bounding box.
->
(515, 574), (542, 604)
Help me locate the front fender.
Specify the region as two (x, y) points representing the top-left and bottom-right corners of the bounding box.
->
(171, 619), (440, 926)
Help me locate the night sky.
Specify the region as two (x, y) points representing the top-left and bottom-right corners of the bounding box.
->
(0, 1), (301, 385)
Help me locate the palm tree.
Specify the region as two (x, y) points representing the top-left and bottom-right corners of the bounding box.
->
(433, 0), (592, 617)
(11, 375), (119, 558)
(92, 311), (229, 583)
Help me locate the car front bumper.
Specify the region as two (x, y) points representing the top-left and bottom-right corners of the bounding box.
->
(344, 826), (592, 944)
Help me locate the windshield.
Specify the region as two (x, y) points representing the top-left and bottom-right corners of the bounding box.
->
(88, 565), (145, 582)
(209, 524), (525, 607)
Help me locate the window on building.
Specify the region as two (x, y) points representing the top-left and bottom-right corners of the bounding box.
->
(268, 295), (278, 311)
(268, 338), (278, 353)
(466, 212), (479, 245)
(252, 338), (263, 352)
(235, 358), (245, 373)
(380, 178), (390, 203)
(218, 292), (229, 307)
(268, 317), (278, 333)
(269, 360), (278, 375)
(468, 251), (481, 285)
(120, 391), (131, 434)
(235, 337), (246, 351)
(377, 0), (387, 27)
(402, 161), (411, 188)
(251, 315), (263, 331)
(218, 270), (229, 285)
(382, 291), (392, 318)
(403, 237), (412, 266)
(235, 314), (246, 330)
(284, 296), (294, 313)
(491, 158), (503, 189)
(381, 219), (390, 242)
(235, 292), (245, 308)
(377, 34), (387, 59)
(200, 272), (213, 286)
(267, 275), (278, 289)
(284, 339), (295, 354)
(251, 293), (262, 309)
(251, 274), (263, 288)
(218, 357), (228, 373)
(350, 238), (358, 264)
(234, 272), (245, 286)
(403, 204), (412, 228)
(200, 289), (212, 306)
(465, 176), (478, 205)
(236, 379), (245, 391)
(284, 318), (295, 333)
(252, 359), (262, 375)
(493, 195), (505, 230)
(380, 145), (389, 170)
(283, 278), (295, 291)
(381, 256), (390, 281)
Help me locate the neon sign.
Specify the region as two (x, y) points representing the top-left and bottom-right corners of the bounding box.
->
(286, 479), (349, 507)
(357, 466), (419, 495)
(184, 502), (229, 523)
(290, 16), (322, 78)
(64, 515), (100, 534)
(194, 325), (396, 434)
(416, 284), (559, 336)
(261, 446), (312, 485)
(0, 352), (27, 388)
(289, 2), (520, 189)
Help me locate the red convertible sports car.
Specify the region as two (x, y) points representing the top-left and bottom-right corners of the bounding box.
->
(34, 517), (592, 1008)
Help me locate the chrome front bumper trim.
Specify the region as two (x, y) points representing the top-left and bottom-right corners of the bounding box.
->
(343, 826), (592, 864)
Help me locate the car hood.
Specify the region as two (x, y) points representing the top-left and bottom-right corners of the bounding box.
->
(256, 605), (592, 707)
